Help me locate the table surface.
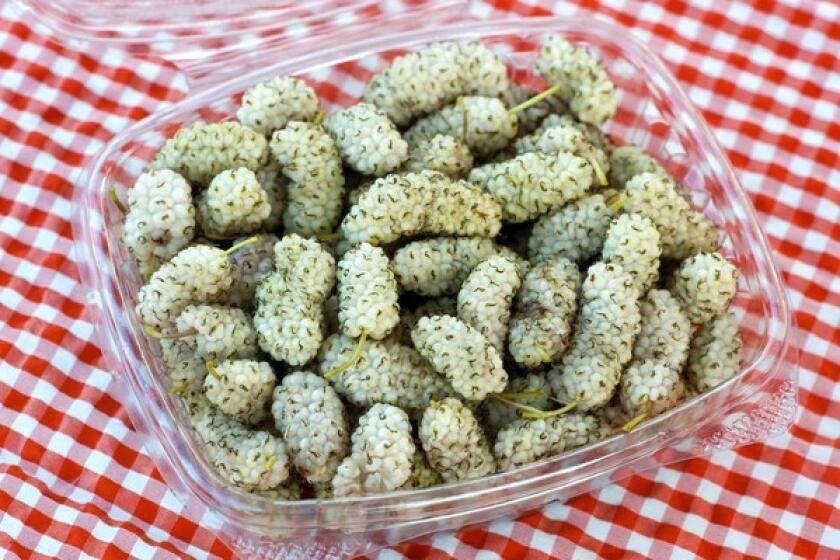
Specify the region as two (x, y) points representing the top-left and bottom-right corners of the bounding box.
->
(1, 0), (838, 558)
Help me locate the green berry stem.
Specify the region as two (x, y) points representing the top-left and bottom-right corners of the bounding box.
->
(621, 411), (648, 432)
(144, 325), (191, 339)
(495, 389), (546, 401)
(109, 184), (128, 213)
(509, 83), (564, 115)
(586, 155), (609, 187)
(224, 236), (260, 256)
(206, 361), (221, 381)
(519, 398), (580, 420)
(313, 110), (325, 125)
(324, 331), (368, 380)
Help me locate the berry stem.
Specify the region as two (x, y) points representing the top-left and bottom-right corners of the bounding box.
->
(206, 361), (221, 381)
(509, 83), (563, 115)
(605, 190), (625, 211)
(170, 383), (187, 394)
(586, 155), (608, 187)
(324, 331), (368, 380)
(224, 236), (259, 256)
(621, 411), (648, 432)
(457, 96), (468, 142)
(313, 110), (325, 125)
(535, 346), (552, 363)
(316, 232), (343, 242)
(495, 389), (545, 400)
(144, 325), (191, 339)
(490, 393), (548, 418)
(519, 398), (580, 420)
(109, 184), (128, 213)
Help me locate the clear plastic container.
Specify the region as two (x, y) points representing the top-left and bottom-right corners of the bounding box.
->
(39, 3), (798, 557)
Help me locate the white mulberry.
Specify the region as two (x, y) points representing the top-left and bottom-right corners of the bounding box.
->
(136, 245), (232, 330)
(468, 151), (593, 222)
(625, 172), (720, 260)
(253, 235), (335, 365)
(270, 121), (345, 236)
(457, 255), (521, 352)
(685, 311), (742, 392)
(331, 403), (414, 496)
(237, 76), (319, 135)
(411, 315), (507, 401)
(122, 169), (195, 278)
(508, 258), (580, 368)
(323, 103), (408, 176)
(536, 35), (617, 125)
(602, 213), (662, 295)
(204, 359), (275, 424)
(419, 397), (495, 482)
(197, 167), (271, 237)
(271, 371), (349, 483)
(405, 96), (517, 158)
(404, 134), (473, 177)
(225, 234), (278, 309)
(337, 243), (400, 340)
(151, 121), (267, 185)
(176, 304), (258, 362)
(669, 251), (738, 324)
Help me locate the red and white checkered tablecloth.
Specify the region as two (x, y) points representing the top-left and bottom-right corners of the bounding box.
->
(1, 0), (838, 558)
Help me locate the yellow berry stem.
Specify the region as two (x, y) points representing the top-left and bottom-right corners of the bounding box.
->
(586, 155), (609, 187)
(495, 389), (545, 401)
(224, 236), (259, 256)
(509, 83), (563, 115)
(621, 411), (648, 432)
(206, 361), (221, 381)
(109, 184), (128, 213)
(324, 331), (368, 380)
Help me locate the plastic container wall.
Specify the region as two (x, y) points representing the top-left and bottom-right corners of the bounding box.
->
(71, 16), (797, 559)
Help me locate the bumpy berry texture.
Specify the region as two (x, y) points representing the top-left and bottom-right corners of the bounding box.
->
(602, 213), (662, 295)
(363, 41), (508, 126)
(669, 251), (738, 324)
(419, 397), (495, 482)
(192, 404), (289, 491)
(515, 113), (611, 157)
(237, 76), (320, 135)
(508, 258), (580, 368)
(340, 171), (502, 246)
(411, 315), (507, 401)
(625, 172), (720, 260)
(633, 289), (692, 370)
(204, 359), (275, 424)
(336, 243), (400, 340)
(494, 413), (608, 471)
(197, 167), (271, 237)
(151, 121), (268, 185)
(324, 103), (408, 176)
(608, 145), (665, 188)
(136, 245), (232, 330)
(404, 134), (474, 177)
(536, 35), (617, 125)
(331, 404), (415, 496)
(122, 169), (195, 278)
(225, 234), (278, 309)
(256, 476), (303, 501)
(619, 361), (684, 418)
(392, 237), (525, 296)
(501, 83), (565, 135)
(548, 262), (640, 410)
(271, 371), (349, 483)
(392, 297), (458, 344)
(405, 96), (517, 157)
(457, 255), (521, 352)
(515, 123), (610, 186)
(160, 338), (205, 394)
(409, 448), (443, 489)
(318, 335), (450, 412)
(253, 161), (286, 231)
(468, 151), (593, 222)
(253, 235), (336, 365)
(176, 304), (258, 362)
(685, 311), (742, 392)
(481, 372), (552, 435)
(528, 191), (621, 264)
(270, 121), (345, 236)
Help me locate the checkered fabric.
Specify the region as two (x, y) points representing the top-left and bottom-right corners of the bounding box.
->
(1, 0), (838, 558)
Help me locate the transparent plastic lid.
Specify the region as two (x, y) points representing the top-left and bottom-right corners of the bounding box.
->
(19, 0), (465, 85)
